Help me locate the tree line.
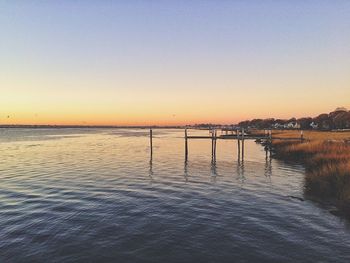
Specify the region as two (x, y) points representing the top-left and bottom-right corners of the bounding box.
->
(238, 108), (350, 130)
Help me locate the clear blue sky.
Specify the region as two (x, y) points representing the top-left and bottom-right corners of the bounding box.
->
(1, 1), (349, 125)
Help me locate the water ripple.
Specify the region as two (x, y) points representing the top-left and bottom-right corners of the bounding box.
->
(0, 128), (350, 262)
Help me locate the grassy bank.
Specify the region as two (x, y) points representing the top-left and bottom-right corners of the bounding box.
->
(269, 130), (350, 216)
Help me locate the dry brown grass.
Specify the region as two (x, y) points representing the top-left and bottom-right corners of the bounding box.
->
(271, 129), (350, 141)
(270, 132), (350, 216)
(306, 161), (350, 200)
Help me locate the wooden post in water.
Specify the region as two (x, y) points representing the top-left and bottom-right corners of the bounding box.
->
(211, 129), (217, 162)
(211, 129), (214, 160)
(214, 129), (217, 160)
(150, 128), (153, 158)
(241, 128), (245, 159)
(300, 130), (304, 141)
(185, 128), (188, 160)
(237, 129), (241, 160)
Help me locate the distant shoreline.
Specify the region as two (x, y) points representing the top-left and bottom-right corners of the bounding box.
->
(0, 125), (186, 129)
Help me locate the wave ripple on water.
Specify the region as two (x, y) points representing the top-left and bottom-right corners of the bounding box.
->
(0, 128), (350, 262)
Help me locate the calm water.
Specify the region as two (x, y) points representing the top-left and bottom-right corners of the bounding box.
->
(0, 128), (349, 262)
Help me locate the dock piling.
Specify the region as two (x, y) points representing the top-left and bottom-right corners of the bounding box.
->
(150, 128), (153, 157)
(237, 129), (241, 160)
(185, 128), (188, 160)
(211, 129), (217, 162)
(214, 129), (217, 160)
(241, 128), (245, 160)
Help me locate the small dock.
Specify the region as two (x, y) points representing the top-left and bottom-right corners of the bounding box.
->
(149, 128), (304, 162)
(187, 135), (303, 140)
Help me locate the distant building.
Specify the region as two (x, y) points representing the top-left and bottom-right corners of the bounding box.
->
(272, 123), (284, 129)
(284, 122), (300, 129)
(310, 122), (318, 129)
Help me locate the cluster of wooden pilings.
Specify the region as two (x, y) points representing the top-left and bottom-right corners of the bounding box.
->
(210, 128), (248, 161)
(150, 128), (253, 162)
(149, 128), (304, 161)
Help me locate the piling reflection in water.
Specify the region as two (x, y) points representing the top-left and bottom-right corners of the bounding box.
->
(184, 160), (189, 182)
(210, 159), (217, 178)
(149, 158), (153, 179)
(265, 150), (272, 178)
(236, 159), (245, 185)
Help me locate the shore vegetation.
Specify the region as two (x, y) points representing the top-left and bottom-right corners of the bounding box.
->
(268, 130), (350, 216)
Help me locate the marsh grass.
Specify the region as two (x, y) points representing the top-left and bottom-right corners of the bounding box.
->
(271, 135), (350, 216)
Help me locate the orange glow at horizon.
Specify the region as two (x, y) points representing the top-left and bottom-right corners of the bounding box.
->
(1, 72), (349, 126)
(2, 101), (349, 126)
(1, 71), (349, 126)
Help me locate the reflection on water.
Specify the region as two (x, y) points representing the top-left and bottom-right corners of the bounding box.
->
(210, 160), (217, 177)
(236, 159), (245, 185)
(0, 128), (350, 262)
(265, 151), (272, 178)
(148, 158), (153, 179)
(184, 160), (189, 182)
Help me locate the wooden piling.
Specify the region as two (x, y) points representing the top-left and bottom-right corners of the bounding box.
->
(241, 128), (245, 159)
(185, 128), (188, 160)
(214, 130), (217, 159)
(237, 129), (240, 159)
(150, 128), (153, 157)
(300, 130), (304, 141)
(211, 129), (217, 161)
(211, 129), (214, 160)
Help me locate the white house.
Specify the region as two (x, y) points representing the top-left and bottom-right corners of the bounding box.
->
(284, 122), (300, 129)
(310, 122), (318, 129)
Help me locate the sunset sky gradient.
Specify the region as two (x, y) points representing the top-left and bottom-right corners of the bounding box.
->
(1, 1), (349, 125)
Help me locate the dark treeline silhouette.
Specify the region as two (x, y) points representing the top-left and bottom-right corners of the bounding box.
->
(238, 107), (350, 130)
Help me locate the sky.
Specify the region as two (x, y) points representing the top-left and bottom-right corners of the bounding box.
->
(1, 0), (349, 125)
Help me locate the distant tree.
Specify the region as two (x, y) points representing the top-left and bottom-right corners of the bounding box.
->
(275, 119), (287, 125)
(314, 113), (332, 130)
(287, 117), (297, 123)
(261, 118), (275, 128)
(238, 120), (250, 128)
(297, 117), (313, 129)
(333, 111), (350, 129)
(250, 119), (263, 128)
